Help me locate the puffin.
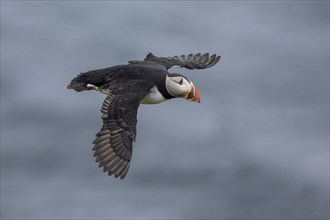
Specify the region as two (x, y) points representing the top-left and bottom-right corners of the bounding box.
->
(67, 52), (221, 179)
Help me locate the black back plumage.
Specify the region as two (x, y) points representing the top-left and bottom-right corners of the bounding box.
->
(68, 52), (220, 179)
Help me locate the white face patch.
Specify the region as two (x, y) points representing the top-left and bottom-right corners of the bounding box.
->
(165, 75), (191, 98)
(141, 86), (167, 104)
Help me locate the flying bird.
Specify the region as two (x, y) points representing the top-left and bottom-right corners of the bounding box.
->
(67, 52), (221, 179)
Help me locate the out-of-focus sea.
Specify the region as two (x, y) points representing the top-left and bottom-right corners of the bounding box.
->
(1, 1), (329, 219)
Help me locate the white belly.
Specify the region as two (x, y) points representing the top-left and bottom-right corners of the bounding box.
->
(141, 86), (167, 104)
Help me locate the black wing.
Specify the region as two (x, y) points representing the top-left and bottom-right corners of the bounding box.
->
(92, 82), (153, 179)
(140, 52), (221, 70)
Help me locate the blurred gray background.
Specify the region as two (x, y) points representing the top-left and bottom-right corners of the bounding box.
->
(1, 1), (329, 219)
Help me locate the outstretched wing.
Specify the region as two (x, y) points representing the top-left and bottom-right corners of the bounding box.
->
(141, 52), (221, 70)
(92, 82), (153, 179)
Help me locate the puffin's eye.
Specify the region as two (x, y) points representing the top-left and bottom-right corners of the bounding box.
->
(178, 78), (183, 85)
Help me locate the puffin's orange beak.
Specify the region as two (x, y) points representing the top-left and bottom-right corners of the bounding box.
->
(186, 82), (201, 103)
(192, 85), (201, 103)
(67, 83), (73, 89)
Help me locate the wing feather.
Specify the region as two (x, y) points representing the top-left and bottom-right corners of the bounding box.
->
(139, 52), (220, 70)
(92, 81), (153, 179)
